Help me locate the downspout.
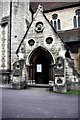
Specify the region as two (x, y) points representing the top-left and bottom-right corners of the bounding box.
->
(10, 0), (12, 72)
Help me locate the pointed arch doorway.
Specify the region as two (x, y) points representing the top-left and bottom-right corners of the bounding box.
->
(28, 47), (54, 84)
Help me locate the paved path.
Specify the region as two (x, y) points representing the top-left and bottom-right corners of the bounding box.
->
(1, 87), (79, 118)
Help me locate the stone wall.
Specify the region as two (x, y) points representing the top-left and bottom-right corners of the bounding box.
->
(0, 1), (3, 21)
(19, 6), (66, 66)
(0, 2), (11, 84)
(45, 6), (79, 31)
(0, 1), (11, 71)
(11, 1), (32, 67)
(0, 23), (9, 70)
(2, 1), (10, 17)
(45, 6), (80, 73)
(71, 53), (80, 72)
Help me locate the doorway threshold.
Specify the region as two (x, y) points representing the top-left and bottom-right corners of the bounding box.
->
(27, 84), (50, 88)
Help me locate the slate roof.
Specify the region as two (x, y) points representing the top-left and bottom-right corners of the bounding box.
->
(30, 2), (80, 13)
(58, 28), (80, 43)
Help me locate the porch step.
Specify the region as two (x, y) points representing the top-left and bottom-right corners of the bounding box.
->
(27, 84), (50, 88)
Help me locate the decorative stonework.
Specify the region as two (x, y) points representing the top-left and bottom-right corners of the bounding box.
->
(46, 37), (53, 44)
(35, 22), (44, 33)
(28, 39), (35, 46)
(55, 77), (65, 86)
(1, 25), (8, 69)
(1, 26), (6, 68)
(52, 14), (58, 19)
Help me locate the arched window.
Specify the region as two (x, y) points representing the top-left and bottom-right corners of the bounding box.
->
(74, 9), (80, 28)
(51, 14), (61, 31)
(54, 20), (56, 30)
(50, 20), (53, 26)
(73, 16), (77, 28)
(79, 54), (80, 70)
(78, 16), (80, 27)
(78, 48), (80, 70)
(58, 19), (61, 30)
(52, 14), (57, 30)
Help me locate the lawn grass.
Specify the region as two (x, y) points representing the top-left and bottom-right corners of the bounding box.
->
(50, 89), (80, 95)
(49, 89), (80, 95)
(65, 90), (80, 95)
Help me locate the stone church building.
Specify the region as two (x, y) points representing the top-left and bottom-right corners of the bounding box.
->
(0, 1), (80, 91)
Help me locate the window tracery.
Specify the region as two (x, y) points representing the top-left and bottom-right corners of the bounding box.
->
(50, 14), (61, 30)
(73, 9), (80, 28)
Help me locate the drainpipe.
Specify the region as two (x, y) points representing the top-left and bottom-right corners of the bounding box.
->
(9, 0), (12, 84)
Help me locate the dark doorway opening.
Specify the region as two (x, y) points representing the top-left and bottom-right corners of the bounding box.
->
(29, 47), (53, 84)
(35, 55), (49, 84)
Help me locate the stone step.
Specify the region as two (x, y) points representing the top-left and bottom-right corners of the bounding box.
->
(27, 84), (50, 88)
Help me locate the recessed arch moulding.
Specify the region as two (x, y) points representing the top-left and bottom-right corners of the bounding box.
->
(26, 46), (56, 66)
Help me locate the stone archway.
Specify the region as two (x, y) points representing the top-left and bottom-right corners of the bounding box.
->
(28, 47), (54, 84)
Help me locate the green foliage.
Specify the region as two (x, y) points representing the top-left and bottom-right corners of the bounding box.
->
(66, 90), (80, 95)
(50, 89), (80, 95)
